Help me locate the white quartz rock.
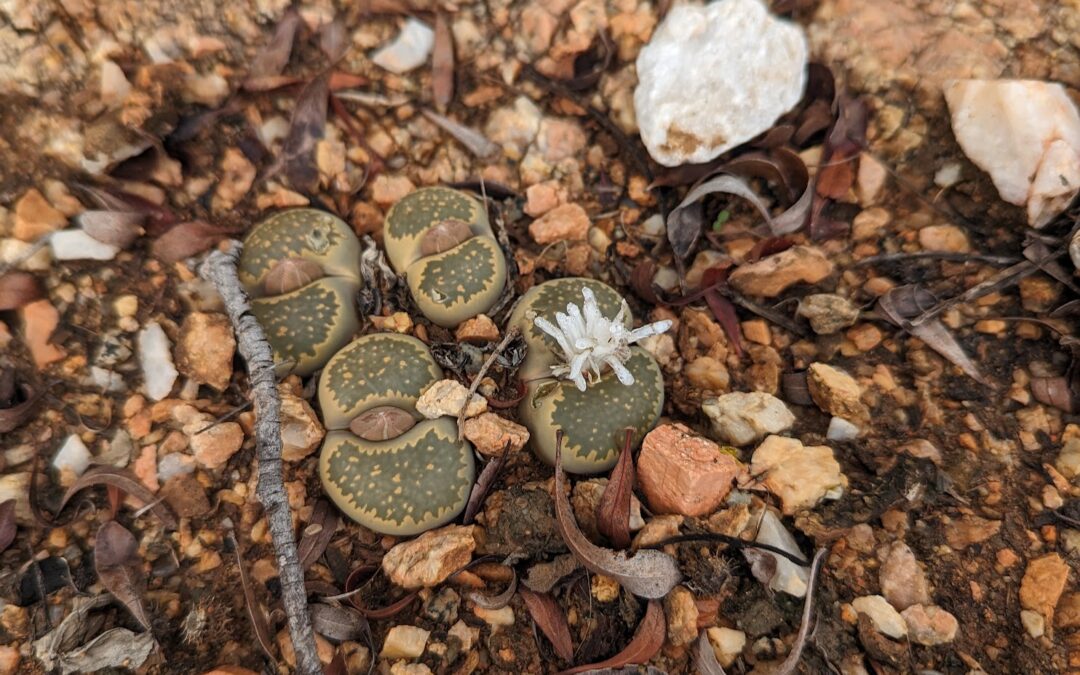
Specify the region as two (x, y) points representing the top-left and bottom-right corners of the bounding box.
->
(702, 391), (795, 446)
(138, 321), (179, 401)
(50, 230), (120, 261)
(751, 509), (809, 597)
(54, 435), (92, 477)
(945, 79), (1080, 227)
(633, 0), (807, 166)
(371, 18), (434, 74)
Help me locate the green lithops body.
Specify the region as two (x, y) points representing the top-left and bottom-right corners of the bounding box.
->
(510, 278), (666, 474)
(317, 334), (476, 535)
(383, 187), (507, 327)
(240, 209), (362, 375)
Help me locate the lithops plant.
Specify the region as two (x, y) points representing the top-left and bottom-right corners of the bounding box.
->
(383, 187), (507, 328)
(239, 209), (362, 376)
(317, 333), (476, 535)
(509, 277), (670, 474)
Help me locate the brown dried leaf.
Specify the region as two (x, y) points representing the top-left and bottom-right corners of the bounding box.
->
(1031, 376), (1075, 413)
(597, 429), (634, 549)
(0, 272), (43, 311)
(553, 433), (682, 599)
(432, 13), (454, 111)
(94, 521), (152, 630)
(468, 567), (517, 610)
(245, 8), (302, 85)
(667, 174), (774, 261)
(522, 554), (580, 594)
(774, 549), (827, 675)
(421, 110), (498, 159)
(150, 221), (235, 263)
(324, 649), (347, 675)
(0, 500), (15, 554)
(232, 537), (276, 660)
(319, 18), (348, 62)
(463, 448), (508, 525)
(279, 72), (330, 192)
(781, 371), (813, 406)
(520, 588), (574, 662)
(310, 604), (369, 642)
(299, 500), (339, 570)
(558, 600), (666, 675)
(59, 466), (178, 529)
(77, 211), (146, 249)
(694, 630), (728, 675)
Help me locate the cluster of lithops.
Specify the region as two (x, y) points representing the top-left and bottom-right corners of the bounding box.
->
(383, 187), (507, 327)
(239, 209), (362, 376)
(317, 333), (476, 535)
(509, 278), (667, 474)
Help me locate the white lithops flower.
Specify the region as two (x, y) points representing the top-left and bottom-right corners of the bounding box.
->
(534, 287), (672, 391)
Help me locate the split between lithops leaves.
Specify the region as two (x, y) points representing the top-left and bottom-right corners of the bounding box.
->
(239, 209), (362, 376)
(383, 187), (508, 328)
(317, 333), (476, 535)
(509, 278), (667, 474)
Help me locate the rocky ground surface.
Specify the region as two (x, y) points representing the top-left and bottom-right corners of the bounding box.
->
(2, 0), (1080, 674)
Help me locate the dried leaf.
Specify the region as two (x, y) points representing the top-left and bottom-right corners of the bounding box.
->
(94, 521), (152, 630)
(781, 371), (813, 406)
(75, 184), (177, 236)
(742, 547), (778, 587)
(694, 630), (728, 675)
(0, 271), (43, 310)
(520, 588), (574, 662)
(878, 286), (988, 385)
(629, 259), (662, 305)
(310, 604), (369, 642)
(150, 221), (236, 263)
(0, 500), (15, 554)
(597, 429), (635, 549)
(468, 567), (517, 610)
(245, 8), (302, 87)
(299, 500), (340, 570)
(342, 565), (419, 619)
(233, 538), (276, 660)
(558, 600), (666, 675)
(667, 174), (774, 261)
(553, 432), (682, 599)
(31, 594), (113, 668)
(774, 549), (827, 675)
(324, 649), (347, 675)
(59, 466), (178, 529)
(703, 289), (743, 358)
(1031, 376), (1075, 413)
(319, 19), (348, 62)
(55, 627), (156, 675)
(522, 554), (580, 594)
(421, 110), (498, 159)
(278, 72), (330, 192)
(432, 13), (454, 110)
(463, 449), (508, 525)
(77, 210), (146, 249)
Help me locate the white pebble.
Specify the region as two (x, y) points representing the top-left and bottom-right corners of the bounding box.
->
(138, 321), (179, 401)
(50, 229), (120, 261)
(54, 435), (92, 477)
(371, 18), (434, 74)
(826, 416), (861, 441)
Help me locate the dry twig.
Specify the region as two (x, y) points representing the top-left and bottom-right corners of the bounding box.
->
(200, 242), (321, 675)
(457, 327), (521, 439)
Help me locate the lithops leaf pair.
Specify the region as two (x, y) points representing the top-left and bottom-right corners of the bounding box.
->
(383, 187), (508, 327)
(509, 278), (666, 474)
(317, 334), (476, 535)
(239, 209), (362, 376)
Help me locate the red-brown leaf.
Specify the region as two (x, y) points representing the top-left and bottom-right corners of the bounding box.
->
(231, 534), (275, 660)
(597, 429), (634, 549)
(95, 520), (152, 630)
(703, 290), (743, 358)
(298, 500), (340, 570)
(432, 13), (454, 111)
(553, 433), (682, 599)
(245, 7), (302, 86)
(558, 600), (666, 675)
(0, 500), (15, 554)
(59, 466), (178, 529)
(77, 210), (146, 249)
(279, 72), (330, 192)
(463, 449), (508, 525)
(150, 221), (234, 263)
(0, 372), (45, 434)
(520, 588), (574, 662)
(0, 272), (43, 311)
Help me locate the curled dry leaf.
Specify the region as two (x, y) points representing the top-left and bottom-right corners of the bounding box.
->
(553, 432), (682, 600)
(0, 499), (15, 554)
(77, 211), (146, 249)
(667, 174), (773, 262)
(298, 499), (339, 570)
(342, 565), (419, 619)
(774, 549), (827, 675)
(310, 603), (369, 642)
(463, 445), (508, 525)
(231, 535), (276, 660)
(422, 110), (499, 159)
(522, 554), (580, 594)
(694, 630), (728, 675)
(558, 600), (666, 675)
(151, 221), (239, 263)
(520, 588), (574, 662)
(432, 13), (454, 110)
(0, 272), (43, 310)
(597, 429), (635, 549)
(244, 7), (303, 90)
(94, 521), (152, 630)
(59, 466), (178, 529)
(278, 71), (331, 192)
(468, 567), (517, 610)
(319, 18), (348, 63)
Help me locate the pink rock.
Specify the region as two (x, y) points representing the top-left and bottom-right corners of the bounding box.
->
(528, 203), (590, 245)
(462, 413), (530, 457)
(18, 299), (65, 368)
(901, 604), (958, 646)
(524, 182), (562, 217)
(188, 421), (245, 469)
(637, 423), (740, 517)
(879, 541), (930, 610)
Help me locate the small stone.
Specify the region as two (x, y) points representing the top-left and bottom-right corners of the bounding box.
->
(852, 595), (908, 639)
(633, 0), (807, 166)
(826, 417), (860, 441)
(945, 79), (1080, 227)
(0, 473), (33, 525)
(114, 295), (138, 318)
(591, 574), (620, 602)
(852, 207), (891, 240)
(372, 18), (434, 74)
(797, 294), (860, 334)
(1020, 553), (1069, 625)
(918, 224), (969, 253)
(632, 514), (683, 548)
(807, 363), (869, 422)
(742, 319), (771, 345)
(1056, 593), (1080, 629)
(750, 435), (846, 514)
(371, 175), (417, 208)
(416, 380), (487, 420)
(176, 312), (235, 391)
(944, 515), (1001, 550)
(455, 315), (499, 343)
(19, 299), (65, 368)
(50, 229), (120, 260)
(14, 188), (66, 241)
(448, 621), (477, 651)
(685, 356), (731, 393)
(846, 324), (882, 352)
(382, 525), (477, 589)
(707, 627), (746, 668)
(485, 97), (542, 159)
(462, 413), (529, 458)
(728, 246), (833, 297)
(637, 423), (740, 517)
(279, 387), (325, 462)
(160, 473), (211, 518)
(138, 322), (179, 401)
(879, 542), (930, 611)
(474, 606), (515, 634)
(380, 625), (430, 660)
(528, 203), (590, 245)
(524, 182), (561, 217)
(184, 73), (230, 107)
(53, 435), (92, 478)
(158, 452), (196, 482)
(212, 148), (256, 212)
(534, 118), (587, 163)
(898, 439), (942, 464)
(187, 421), (244, 470)
(754, 508), (809, 597)
(99, 60), (131, 107)
(702, 392), (795, 446)
(0, 646), (20, 675)
(1020, 609), (1045, 638)
(901, 605), (958, 645)
(664, 586), (699, 647)
(856, 153), (887, 205)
